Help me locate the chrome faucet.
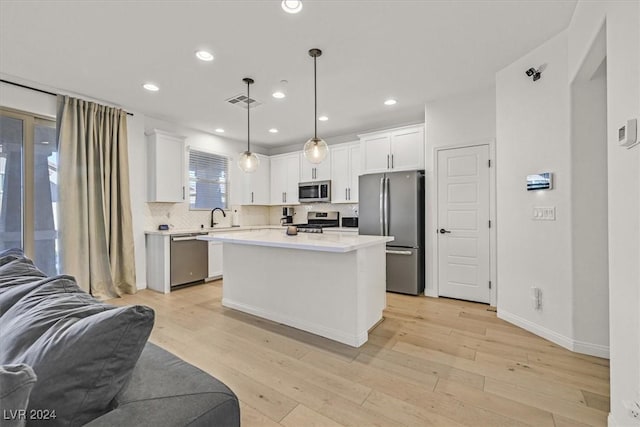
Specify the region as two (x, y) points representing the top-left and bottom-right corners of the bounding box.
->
(210, 208), (227, 227)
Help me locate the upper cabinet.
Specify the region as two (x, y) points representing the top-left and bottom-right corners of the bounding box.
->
(331, 142), (360, 203)
(300, 152), (331, 182)
(242, 154), (270, 205)
(270, 153), (300, 205)
(359, 124), (424, 174)
(146, 130), (186, 202)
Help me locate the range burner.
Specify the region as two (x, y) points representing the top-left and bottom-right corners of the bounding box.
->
(294, 211), (340, 233)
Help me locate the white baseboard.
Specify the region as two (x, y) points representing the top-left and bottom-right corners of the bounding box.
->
(573, 339), (610, 359)
(497, 309), (609, 359)
(222, 298), (368, 348)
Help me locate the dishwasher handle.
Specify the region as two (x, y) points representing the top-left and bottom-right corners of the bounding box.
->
(171, 235), (199, 242)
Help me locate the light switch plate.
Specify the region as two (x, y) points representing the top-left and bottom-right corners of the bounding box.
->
(533, 206), (556, 221)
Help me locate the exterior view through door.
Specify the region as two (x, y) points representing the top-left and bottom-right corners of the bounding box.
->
(437, 144), (491, 304)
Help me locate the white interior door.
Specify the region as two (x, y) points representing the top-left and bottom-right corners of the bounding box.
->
(437, 145), (490, 304)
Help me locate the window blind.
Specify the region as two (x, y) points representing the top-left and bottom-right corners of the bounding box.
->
(188, 148), (229, 210)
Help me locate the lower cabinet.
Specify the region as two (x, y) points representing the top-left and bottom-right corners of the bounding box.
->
(208, 241), (223, 279)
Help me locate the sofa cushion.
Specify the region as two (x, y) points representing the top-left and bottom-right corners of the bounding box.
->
(0, 364), (37, 427)
(0, 278), (154, 427)
(85, 343), (240, 427)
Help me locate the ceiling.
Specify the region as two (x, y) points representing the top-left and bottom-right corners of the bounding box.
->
(0, 0), (577, 148)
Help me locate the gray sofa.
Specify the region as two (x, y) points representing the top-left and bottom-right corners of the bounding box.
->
(0, 249), (240, 427)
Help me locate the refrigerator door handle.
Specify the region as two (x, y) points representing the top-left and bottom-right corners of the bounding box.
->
(384, 177), (390, 236)
(379, 177), (385, 235)
(386, 249), (412, 255)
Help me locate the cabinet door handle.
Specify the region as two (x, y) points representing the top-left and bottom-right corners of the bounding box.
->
(391, 154), (394, 169)
(387, 154), (390, 169)
(182, 186), (185, 200)
(251, 192), (254, 203)
(345, 188), (348, 200)
(284, 192), (287, 203)
(348, 188), (351, 200)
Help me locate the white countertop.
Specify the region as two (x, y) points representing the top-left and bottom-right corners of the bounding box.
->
(197, 229), (391, 253)
(145, 225), (359, 236)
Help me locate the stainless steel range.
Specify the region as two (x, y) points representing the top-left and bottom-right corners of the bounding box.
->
(295, 211), (339, 233)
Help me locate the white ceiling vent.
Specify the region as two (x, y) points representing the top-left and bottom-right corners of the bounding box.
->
(225, 93), (262, 109)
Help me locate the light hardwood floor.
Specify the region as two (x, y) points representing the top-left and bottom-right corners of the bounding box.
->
(111, 281), (610, 426)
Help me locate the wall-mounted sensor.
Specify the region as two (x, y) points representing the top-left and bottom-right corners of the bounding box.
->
(618, 119), (638, 148)
(525, 67), (542, 82)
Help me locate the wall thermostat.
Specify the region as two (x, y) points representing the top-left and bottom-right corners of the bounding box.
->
(619, 119), (638, 148)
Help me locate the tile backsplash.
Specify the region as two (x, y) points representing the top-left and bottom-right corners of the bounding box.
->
(144, 202), (358, 231)
(268, 203), (359, 225)
(144, 203), (270, 231)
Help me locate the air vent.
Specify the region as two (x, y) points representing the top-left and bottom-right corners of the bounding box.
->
(225, 93), (262, 109)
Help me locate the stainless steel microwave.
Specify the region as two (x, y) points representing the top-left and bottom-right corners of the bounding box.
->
(298, 180), (331, 203)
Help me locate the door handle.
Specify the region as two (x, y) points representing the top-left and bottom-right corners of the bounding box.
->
(439, 228), (451, 234)
(182, 186), (185, 200)
(391, 154), (394, 169)
(345, 188), (348, 200)
(251, 192), (254, 203)
(387, 154), (390, 169)
(348, 188), (351, 200)
(386, 250), (413, 255)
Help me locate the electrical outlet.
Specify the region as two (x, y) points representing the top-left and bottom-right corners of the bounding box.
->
(531, 287), (542, 310)
(531, 286), (542, 310)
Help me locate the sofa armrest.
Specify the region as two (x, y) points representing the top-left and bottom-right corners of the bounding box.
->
(86, 343), (239, 427)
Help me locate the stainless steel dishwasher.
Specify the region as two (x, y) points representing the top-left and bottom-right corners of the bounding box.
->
(170, 232), (208, 287)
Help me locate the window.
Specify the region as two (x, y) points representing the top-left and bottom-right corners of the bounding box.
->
(0, 108), (59, 275)
(188, 148), (229, 210)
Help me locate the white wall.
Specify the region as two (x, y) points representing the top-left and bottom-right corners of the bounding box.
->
(424, 87), (496, 299)
(578, 2), (640, 425)
(498, 1), (640, 423)
(570, 55), (609, 354)
(496, 31), (575, 344)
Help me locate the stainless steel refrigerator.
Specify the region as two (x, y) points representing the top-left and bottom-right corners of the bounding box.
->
(359, 170), (425, 295)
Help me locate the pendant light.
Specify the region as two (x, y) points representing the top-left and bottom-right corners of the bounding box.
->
(303, 48), (328, 164)
(238, 77), (260, 173)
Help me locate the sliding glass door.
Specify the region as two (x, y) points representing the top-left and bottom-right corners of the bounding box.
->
(0, 108), (59, 275)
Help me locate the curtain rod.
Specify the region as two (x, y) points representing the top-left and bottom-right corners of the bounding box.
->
(1, 79), (134, 117)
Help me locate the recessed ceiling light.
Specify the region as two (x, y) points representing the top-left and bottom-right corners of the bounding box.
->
(272, 91), (286, 99)
(143, 83), (159, 92)
(384, 99), (397, 106)
(269, 128), (279, 133)
(281, 0), (302, 14)
(215, 128), (225, 133)
(318, 115), (328, 121)
(195, 50), (214, 61)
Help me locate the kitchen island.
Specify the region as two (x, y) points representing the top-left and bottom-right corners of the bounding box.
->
(198, 229), (393, 347)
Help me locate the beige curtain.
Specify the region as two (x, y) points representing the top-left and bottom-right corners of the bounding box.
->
(56, 95), (136, 299)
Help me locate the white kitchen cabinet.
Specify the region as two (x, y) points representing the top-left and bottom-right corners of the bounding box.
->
(270, 153), (300, 205)
(331, 142), (360, 203)
(146, 130), (186, 202)
(359, 124), (424, 174)
(300, 151), (331, 182)
(208, 240), (223, 279)
(242, 154), (270, 205)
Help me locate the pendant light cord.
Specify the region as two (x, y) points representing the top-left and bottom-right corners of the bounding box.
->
(247, 80), (251, 152)
(313, 54), (317, 140)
